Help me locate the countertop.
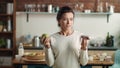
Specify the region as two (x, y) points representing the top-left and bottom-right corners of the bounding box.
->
(13, 57), (114, 65)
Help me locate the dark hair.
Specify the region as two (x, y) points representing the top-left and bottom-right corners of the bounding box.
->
(56, 6), (74, 22)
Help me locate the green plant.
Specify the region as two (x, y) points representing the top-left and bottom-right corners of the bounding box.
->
(0, 38), (6, 48)
(0, 21), (4, 32)
(0, 21), (3, 25)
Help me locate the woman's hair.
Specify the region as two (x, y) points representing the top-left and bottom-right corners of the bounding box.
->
(56, 6), (75, 22)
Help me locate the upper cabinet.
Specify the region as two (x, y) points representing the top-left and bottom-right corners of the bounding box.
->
(0, 0), (16, 67)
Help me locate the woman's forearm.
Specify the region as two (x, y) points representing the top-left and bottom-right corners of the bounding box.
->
(79, 50), (88, 66)
(45, 48), (55, 66)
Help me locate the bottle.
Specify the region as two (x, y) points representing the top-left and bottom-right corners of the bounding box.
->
(7, 17), (11, 32)
(109, 5), (114, 13)
(96, 0), (100, 12)
(7, 39), (11, 49)
(96, 0), (103, 12)
(18, 43), (24, 56)
(99, 2), (103, 12)
(48, 4), (52, 13)
(106, 32), (114, 47)
(109, 35), (114, 47)
(34, 36), (40, 47)
(106, 32), (110, 46)
(110, 35), (114, 47)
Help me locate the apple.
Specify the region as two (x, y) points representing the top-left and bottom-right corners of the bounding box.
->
(42, 33), (49, 37)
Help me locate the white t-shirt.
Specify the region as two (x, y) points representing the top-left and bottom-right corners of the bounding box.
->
(45, 31), (88, 68)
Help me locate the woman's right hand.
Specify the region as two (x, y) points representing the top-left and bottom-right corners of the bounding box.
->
(80, 35), (89, 50)
(40, 34), (51, 48)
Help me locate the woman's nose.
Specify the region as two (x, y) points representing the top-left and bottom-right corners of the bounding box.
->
(67, 20), (70, 24)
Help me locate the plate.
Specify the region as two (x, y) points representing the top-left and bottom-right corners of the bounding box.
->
(23, 58), (45, 62)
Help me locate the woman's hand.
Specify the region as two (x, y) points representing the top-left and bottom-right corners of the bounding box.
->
(40, 34), (51, 48)
(80, 36), (89, 50)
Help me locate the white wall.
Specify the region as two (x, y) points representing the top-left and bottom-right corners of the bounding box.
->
(16, 12), (120, 46)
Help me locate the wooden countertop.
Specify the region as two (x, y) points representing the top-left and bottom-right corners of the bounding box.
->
(13, 57), (46, 65)
(88, 60), (114, 65)
(13, 57), (114, 66)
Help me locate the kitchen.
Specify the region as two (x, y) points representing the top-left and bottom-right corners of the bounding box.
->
(0, 0), (120, 68)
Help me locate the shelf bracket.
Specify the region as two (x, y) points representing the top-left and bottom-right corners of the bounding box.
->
(26, 13), (29, 22)
(107, 13), (112, 23)
(107, 14), (109, 23)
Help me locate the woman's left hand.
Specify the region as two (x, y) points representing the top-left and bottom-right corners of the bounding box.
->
(80, 36), (89, 50)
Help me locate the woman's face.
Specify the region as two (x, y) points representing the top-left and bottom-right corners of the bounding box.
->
(58, 12), (74, 31)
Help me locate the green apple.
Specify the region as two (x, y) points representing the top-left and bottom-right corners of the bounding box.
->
(42, 33), (49, 37)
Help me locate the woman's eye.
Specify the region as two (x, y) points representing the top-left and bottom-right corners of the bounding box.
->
(63, 18), (67, 20)
(70, 18), (73, 21)
(62, 18), (67, 21)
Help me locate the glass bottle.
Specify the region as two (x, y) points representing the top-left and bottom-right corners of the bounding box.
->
(7, 39), (11, 49)
(106, 32), (109, 46)
(18, 43), (24, 56)
(7, 17), (11, 32)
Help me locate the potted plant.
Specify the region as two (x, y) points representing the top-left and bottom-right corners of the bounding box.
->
(0, 21), (3, 32)
(0, 38), (6, 48)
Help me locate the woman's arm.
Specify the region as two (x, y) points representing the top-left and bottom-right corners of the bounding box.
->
(40, 34), (55, 66)
(79, 35), (89, 66)
(45, 48), (55, 66)
(79, 49), (88, 66)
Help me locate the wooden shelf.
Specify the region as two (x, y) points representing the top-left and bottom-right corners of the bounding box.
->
(0, 48), (13, 51)
(0, 32), (13, 37)
(0, 14), (13, 16)
(0, 32), (13, 34)
(0, 66), (13, 68)
(16, 11), (112, 15)
(0, 0), (13, 2)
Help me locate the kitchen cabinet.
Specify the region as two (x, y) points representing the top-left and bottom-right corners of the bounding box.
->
(0, 0), (16, 68)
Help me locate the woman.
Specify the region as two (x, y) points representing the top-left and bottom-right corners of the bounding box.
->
(40, 6), (89, 68)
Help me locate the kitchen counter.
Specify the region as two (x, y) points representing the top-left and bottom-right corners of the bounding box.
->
(13, 57), (114, 68)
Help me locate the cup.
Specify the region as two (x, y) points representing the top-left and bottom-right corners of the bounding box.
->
(15, 55), (22, 61)
(99, 55), (105, 61)
(105, 56), (112, 61)
(89, 56), (93, 61)
(84, 10), (91, 13)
